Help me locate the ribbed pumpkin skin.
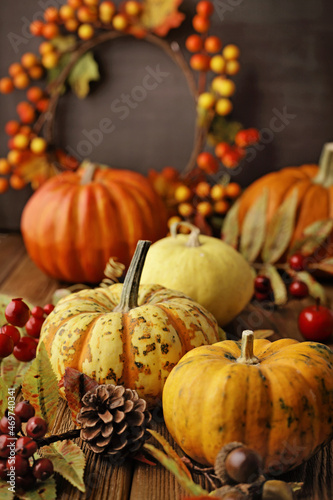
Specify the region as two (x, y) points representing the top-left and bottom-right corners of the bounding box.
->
(21, 167), (168, 283)
(238, 164), (333, 253)
(163, 338), (333, 473)
(40, 283), (219, 407)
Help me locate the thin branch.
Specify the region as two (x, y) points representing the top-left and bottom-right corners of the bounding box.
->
(36, 428), (81, 448)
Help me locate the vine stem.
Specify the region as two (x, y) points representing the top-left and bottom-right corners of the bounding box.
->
(33, 30), (203, 175)
(36, 428), (81, 448)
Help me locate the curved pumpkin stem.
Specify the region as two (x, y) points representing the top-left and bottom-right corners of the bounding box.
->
(313, 143), (333, 188)
(80, 162), (97, 184)
(113, 240), (151, 313)
(237, 330), (260, 365)
(170, 221), (201, 247)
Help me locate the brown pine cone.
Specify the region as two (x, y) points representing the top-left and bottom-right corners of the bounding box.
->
(77, 384), (151, 464)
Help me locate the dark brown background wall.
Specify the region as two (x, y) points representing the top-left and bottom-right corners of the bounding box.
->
(0, 0), (333, 230)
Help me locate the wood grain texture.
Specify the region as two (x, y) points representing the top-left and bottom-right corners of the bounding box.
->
(0, 234), (332, 499)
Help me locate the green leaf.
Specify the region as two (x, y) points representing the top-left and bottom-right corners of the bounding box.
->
(208, 115), (243, 145)
(68, 51), (100, 99)
(144, 444), (209, 497)
(221, 199), (240, 248)
(21, 343), (59, 432)
(296, 271), (327, 304)
(42, 441), (86, 493)
(0, 479), (14, 500)
(264, 265), (288, 306)
(262, 188), (298, 263)
(240, 189), (268, 262)
(16, 477), (56, 500)
(1, 356), (32, 389)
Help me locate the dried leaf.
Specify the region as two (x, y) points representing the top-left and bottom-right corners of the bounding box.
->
(309, 258), (333, 275)
(296, 271), (327, 304)
(141, 0), (185, 37)
(132, 452), (156, 466)
(240, 189), (268, 262)
(147, 429), (192, 479)
(15, 155), (56, 189)
(0, 378), (8, 417)
(63, 368), (99, 423)
(264, 265), (288, 306)
(262, 188), (298, 263)
(208, 115), (243, 145)
(253, 330), (275, 339)
(194, 212), (213, 236)
(221, 199), (240, 248)
(1, 356), (31, 389)
(290, 219), (333, 257)
(144, 444), (209, 496)
(0, 480), (14, 500)
(21, 343), (59, 432)
(42, 441), (86, 493)
(16, 477), (56, 500)
(68, 51), (100, 99)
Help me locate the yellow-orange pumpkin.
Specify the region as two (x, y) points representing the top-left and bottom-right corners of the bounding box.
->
(238, 143), (333, 256)
(163, 330), (333, 474)
(21, 163), (168, 283)
(40, 241), (220, 407)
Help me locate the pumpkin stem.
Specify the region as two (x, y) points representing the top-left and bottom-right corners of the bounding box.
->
(237, 330), (260, 365)
(113, 240), (151, 313)
(170, 221), (201, 247)
(80, 162), (98, 185)
(313, 143), (333, 187)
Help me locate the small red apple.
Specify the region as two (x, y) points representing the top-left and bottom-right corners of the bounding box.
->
(298, 301), (333, 341)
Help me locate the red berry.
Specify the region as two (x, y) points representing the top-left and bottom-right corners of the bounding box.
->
(254, 291), (270, 302)
(0, 435), (14, 458)
(185, 34), (203, 53)
(289, 281), (309, 298)
(0, 458), (7, 479)
(196, 0), (214, 17)
(197, 151), (219, 174)
(25, 316), (44, 338)
(13, 336), (37, 362)
(31, 306), (45, 318)
(235, 128), (260, 148)
(222, 149), (242, 168)
(26, 417), (47, 439)
(14, 401), (35, 422)
(15, 437), (38, 458)
(0, 334), (14, 358)
(16, 474), (36, 492)
(0, 325), (20, 346)
(298, 303), (333, 341)
(0, 414), (21, 435)
(32, 458), (54, 480)
(254, 275), (271, 293)
(5, 298), (30, 327)
(43, 303), (55, 315)
(289, 252), (307, 272)
(6, 455), (29, 477)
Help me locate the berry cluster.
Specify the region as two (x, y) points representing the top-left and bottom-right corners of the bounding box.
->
(0, 400), (53, 492)
(0, 298), (54, 361)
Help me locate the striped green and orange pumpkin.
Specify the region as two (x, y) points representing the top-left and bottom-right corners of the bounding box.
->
(40, 241), (220, 407)
(163, 330), (333, 474)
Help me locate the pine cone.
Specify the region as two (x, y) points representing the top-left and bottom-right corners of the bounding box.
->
(77, 384), (151, 464)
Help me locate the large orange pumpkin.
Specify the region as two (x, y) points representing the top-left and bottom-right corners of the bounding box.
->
(21, 163), (168, 283)
(238, 143), (333, 256)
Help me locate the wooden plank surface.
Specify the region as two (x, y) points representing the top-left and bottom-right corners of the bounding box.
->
(0, 234), (332, 500)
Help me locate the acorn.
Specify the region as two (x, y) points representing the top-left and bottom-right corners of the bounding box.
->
(262, 480), (294, 500)
(215, 442), (263, 485)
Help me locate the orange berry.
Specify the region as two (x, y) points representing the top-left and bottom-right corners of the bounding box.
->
(42, 23), (60, 39)
(30, 137), (47, 154)
(162, 166), (179, 181)
(192, 14), (210, 33)
(8, 63), (24, 78)
(178, 202), (194, 218)
(59, 5), (76, 20)
(19, 126), (32, 136)
(215, 98), (233, 116)
(174, 185), (192, 203)
(44, 7), (59, 23)
(223, 150), (242, 168)
(36, 98), (50, 113)
(65, 19), (80, 31)
(204, 36), (222, 54)
(10, 175), (26, 190)
(21, 53), (39, 69)
(124, 1), (142, 16)
(29, 65), (44, 80)
(195, 181), (211, 198)
(84, 0), (99, 5)
(167, 215), (182, 229)
(214, 142), (231, 158)
(5, 121), (20, 136)
(30, 20), (44, 36)
(0, 77), (14, 94)
(17, 102), (36, 124)
(222, 44), (240, 60)
(68, 0), (83, 7)
(13, 73), (30, 90)
(210, 55), (226, 74)
(214, 78), (235, 97)
(210, 184), (226, 201)
(196, 0), (214, 17)
(197, 92), (215, 109)
(225, 60), (240, 75)
(7, 150), (22, 166)
(0, 159), (11, 175)
(112, 13), (128, 31)
(77, 5), (98, 22)
(197, 201), (213, 217)
(12, 134), (30, 151)
(42, 52), (59, 69)
(27, 86), (44, 103)
(190, 54), (211, 72)
(39, 41), (54, 55)
(225, 182), (242, 198)
(185, 34), (203, 53)
(99, 1), (116, 23)
(0, 178), (9, 193)
(78, 24), (95, 40)
(214, 200), (230, 214)
(197, 152), (219, 174)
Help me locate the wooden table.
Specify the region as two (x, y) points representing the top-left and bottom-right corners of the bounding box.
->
(0, 234), (332, 500)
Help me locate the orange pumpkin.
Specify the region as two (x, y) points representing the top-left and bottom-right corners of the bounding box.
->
(21, 163), (168, 283)
(238, 143), (333, 256)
